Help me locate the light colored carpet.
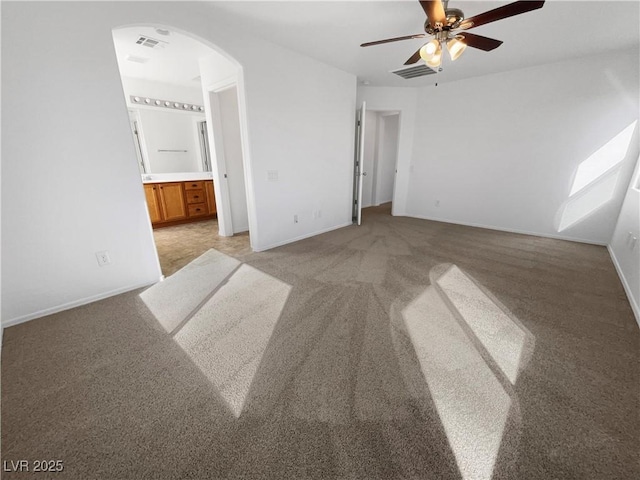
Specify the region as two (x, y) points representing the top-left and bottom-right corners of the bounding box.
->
(394, 263), (533, 480)
(435, 264), (531, 384)
(2, 204), (638, 479)
(174, 264), (292, 417)
(139, 248), (240, 333)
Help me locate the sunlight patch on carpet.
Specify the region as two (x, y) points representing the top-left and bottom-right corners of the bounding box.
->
(140, 249), (240, 333)
(400, 264), (534, 480)
(436, 265), (527, 384)
(173, 264), (291, 417)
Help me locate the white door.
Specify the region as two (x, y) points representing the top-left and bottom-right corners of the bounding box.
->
(353, 102), (366, 225)
(219, 87), (249, 233)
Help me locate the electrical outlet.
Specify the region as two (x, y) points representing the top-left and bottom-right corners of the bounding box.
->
(96, 251), (111, 266)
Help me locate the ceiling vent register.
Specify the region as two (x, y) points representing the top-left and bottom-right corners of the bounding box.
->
(391, 64), (437, 79)
(126, 55), (150, 64)
(136, 36), (162, 48)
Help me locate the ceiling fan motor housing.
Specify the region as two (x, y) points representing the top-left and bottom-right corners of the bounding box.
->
(425, 8), (464, 34)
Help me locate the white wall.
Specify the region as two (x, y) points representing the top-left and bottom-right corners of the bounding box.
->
(1, 1), (356, 324)
(406, 49), (640, 245)
(120, 76), (204, 107)
(199, 52), (238, 87)
(356, 87), (418, 215)
(1, 4), (162, 325)
(219, 87), (249, 233)
(242, 46), (355, 250)
(609, 154), (640, 324)
(375, 113), (399, 205)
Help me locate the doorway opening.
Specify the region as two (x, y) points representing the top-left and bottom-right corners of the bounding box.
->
(112, 24), (255, 276)
(205, 82), (250, 237)
(353, 105), (401, 225)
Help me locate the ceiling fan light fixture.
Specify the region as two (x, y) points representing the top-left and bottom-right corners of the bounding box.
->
(447, 36), (467, 61)
(424, 41), (442, 68)
(419, 39), (440, 61)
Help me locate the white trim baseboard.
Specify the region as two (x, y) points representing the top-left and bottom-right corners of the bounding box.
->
(404, 213), (608, 246)
(254, 221), (354, 252)
(607, 245), (640, 328)
(1, 279), (160, 329)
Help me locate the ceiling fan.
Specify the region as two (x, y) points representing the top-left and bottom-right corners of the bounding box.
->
(361, 0), (545, 69)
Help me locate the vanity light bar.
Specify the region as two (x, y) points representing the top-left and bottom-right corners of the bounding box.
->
(130, 95), (204, 112)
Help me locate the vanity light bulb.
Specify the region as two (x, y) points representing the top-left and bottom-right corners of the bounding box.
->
(183, 104), (189, 109)
(199, 106), (204, 111)
(155, 100), (161, 106)
(145, 98), (151, 104)
(174, 103), (180, 108)
(133, 96), (140, 102)
(165, 101), (171, 107)
(192, 105), (198, 110)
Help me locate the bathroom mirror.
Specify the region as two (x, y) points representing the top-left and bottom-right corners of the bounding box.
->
(128, 107), (211, 175)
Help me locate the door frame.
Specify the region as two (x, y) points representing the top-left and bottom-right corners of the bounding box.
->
(353, 102), (366, 225)
(204, 75), (256, 243)
(355, 108), (401, 222)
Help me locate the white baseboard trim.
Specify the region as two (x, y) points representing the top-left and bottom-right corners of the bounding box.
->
(1, 279), (159, 329)
(254, 222), (354, 252)
(607, 245), (640, 328)
(404, 213), (608, 246)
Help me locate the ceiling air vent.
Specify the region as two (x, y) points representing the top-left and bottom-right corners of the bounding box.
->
(135, 36), (161, 48)
(391, 64), (437, 79)
(126, 54), (150, 64)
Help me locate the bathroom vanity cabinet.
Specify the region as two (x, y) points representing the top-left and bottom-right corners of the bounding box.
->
(143, 180), (216, 228)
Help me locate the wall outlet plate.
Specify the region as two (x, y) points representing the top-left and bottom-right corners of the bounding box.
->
(96, 251), (111, 266)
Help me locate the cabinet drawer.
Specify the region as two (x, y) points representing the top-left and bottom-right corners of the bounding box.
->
(184, 181), (205, 190)
(185, 189), (205, 204)
(188, 203), (208, 217)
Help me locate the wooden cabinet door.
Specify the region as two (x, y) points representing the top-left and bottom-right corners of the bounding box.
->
(143, 184), (162, 224)
(205, 181), (217, 215)
(158, 183), (187, 221)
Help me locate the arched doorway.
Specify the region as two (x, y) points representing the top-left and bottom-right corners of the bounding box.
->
(112, 24), (257, 274)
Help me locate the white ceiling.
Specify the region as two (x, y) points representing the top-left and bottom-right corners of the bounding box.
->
(112, 1), (640, 88)
(112, 25), (212, 87)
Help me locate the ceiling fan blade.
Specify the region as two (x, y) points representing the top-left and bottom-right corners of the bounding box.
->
(404, 48), (423, 65)
(361, 33), (426, 47)
(459, 0), (545, 30)
(459, 32), (503, 51)
(420, 0), (446, 27)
